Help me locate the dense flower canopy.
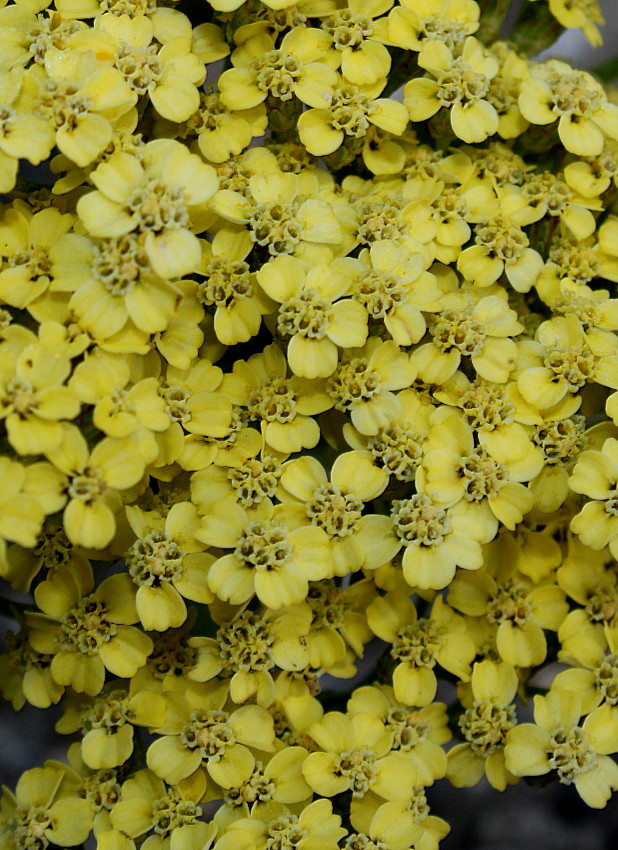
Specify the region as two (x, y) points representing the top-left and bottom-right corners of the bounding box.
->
(1, 1), (618, 849)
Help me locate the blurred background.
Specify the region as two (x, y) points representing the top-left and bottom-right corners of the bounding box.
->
(1, 1), (618, 847)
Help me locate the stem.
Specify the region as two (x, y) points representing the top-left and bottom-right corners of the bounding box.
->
(475, 0), (513, 45)
(593, 57), (618, 84)
(509, 3), (565, 56)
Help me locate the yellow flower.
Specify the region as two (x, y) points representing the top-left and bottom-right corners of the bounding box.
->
(68, 350), (168, 439)
(500, 170), (600, 240)
(125, 501), (215, 631)
(505, 691), (618, 808)
(214, 799), (346, 850)
(368, 593), (476, 706)
(328, 337), (416, 436)
(457, 217), (543, 291)
(218, 29), (338, 112)
(553, 620), (618, 715)
(196, 498), (331, 609)
(347, 684), (450, 786)
(519, 61), (618, 156)
(447, 659), (519, 791)
(389, 494), (486, 590)
(344, 386), (434, 484)
(353, 240), (441, 345)
(404, 37), (499, 144)
(189, 606), (312, 707)
(548, 0), (605, 46)
(0, 765), (93, 850)
(109, 768), (216, 850)
(0, 67), (55, 192)
(191, 90), (267, 164)
(448, 556), (568, 668)
(78, 12), (207, 123)
(570, 438), (618, 559)
(0, 341), (80, 455)
(56, 686), (166, 770)
(320, 2), (393, 86)
(298, 82), (409, 159)
(76, 140), (219, 279)
(26, 572), (153, 696)
(146, 683), (275, 787)
(47, 423), (157, 549)
(302, 710), (417, 802)
(421, 408), (538, 531)
(257, 254), (368, 378)
(275, 451), (397, 575)
(31, 47), (137, 167)
(411, 288), (523, 385)
(220, 343), (333, 455)
(0, 627), (63, 710)
(0, 456), (47, 558)
(64, 232), (189, 341)
(556, 536), (618, 630)
(0, 200), (74, 309)
(383, 0), (479, 55)
(210, 170), (346, 264)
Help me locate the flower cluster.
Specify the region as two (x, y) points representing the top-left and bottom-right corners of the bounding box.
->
(1, 1), (618, 849)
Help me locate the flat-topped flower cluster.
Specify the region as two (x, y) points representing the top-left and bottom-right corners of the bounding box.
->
(1, 1), (618, 849)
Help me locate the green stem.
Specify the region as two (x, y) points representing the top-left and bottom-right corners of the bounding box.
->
(593, 56), (618, 84)
(509, 2), (565, 56)
(475, 0), (513, 45)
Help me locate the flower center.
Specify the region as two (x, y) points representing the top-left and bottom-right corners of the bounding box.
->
(127, 529), (185, 586)
(4, 379), (36, 416)
(252, 50), (302, 100)
(116, 44), (163, 95)
(432, 309), (487, 356)
(235, 520), (293, 571)
(437, 59), (490, 106)
(544, 346), (595, 390)
(357, 271), (408, 318)
(180, 708), (235, 759)
(159, 381), (191, 423)
(369, 425), (423, 481)
(328, 357), (381, 410)
(37, 79), (92, 130)
(227, 458), (281, 508)
(217, 611), (275, 672)
(307, 580), (347, 629)
(548, 727), (596, 783)
(225, 761), (276, 806)
(392, 495), (451, 546)
(305, 484), (363, 538)
(391, 619), (444, 667)
(78, 770), (121, 812)
(68, 468), (109, 503)
(547, 70), (602, 117)
(93, 235), (151, 296)
(487, 580), (531, 625)
(127, 180), (189, 233)
(357, 199), (406, 244)
(585, 585), (618, 623)
(265, 814), (308, 850)
(277, 289), (333, 339)
(60, 596), (116, 654)
(386, 707), (430, 750)
(335, 749), (377, 797)
(532, 415), (586, 463)
(150, 792), (201, 836)
(322, 10), (373, 48)
(80, 689), (131, 732)
(198, 258), (253, 308)
(459, 700), (516, 755)
(459, 385), (514, 431)
(458, 448), (507, 500)
(594, 653), (618, 705)
(149, 632), (197, 679)
(249, 201), (302, 256)
(248, 378), (297, 423)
